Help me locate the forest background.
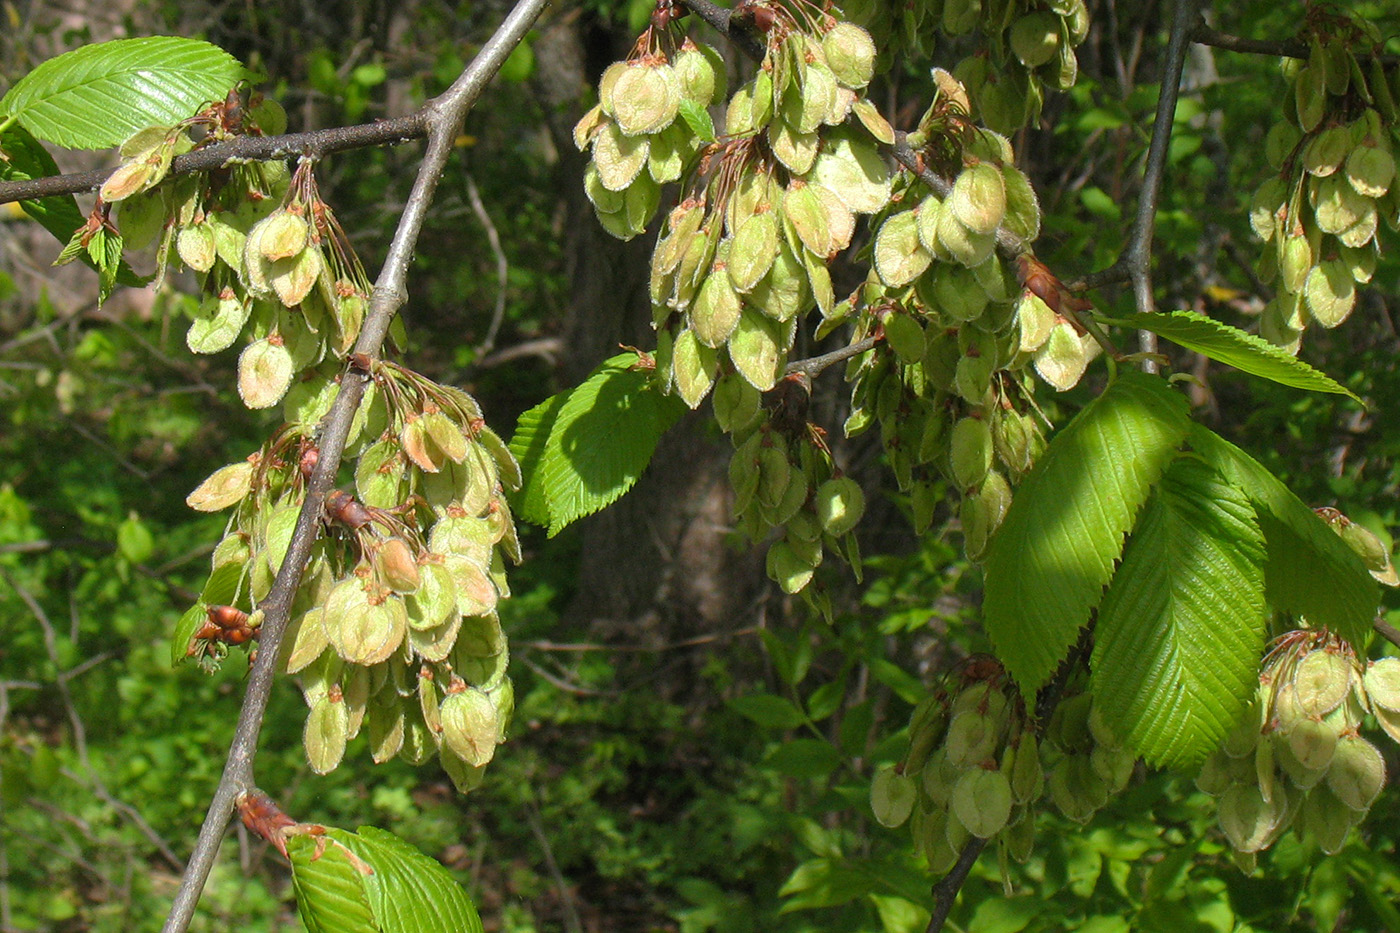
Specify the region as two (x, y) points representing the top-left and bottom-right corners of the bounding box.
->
(4, 0), (1400, 931)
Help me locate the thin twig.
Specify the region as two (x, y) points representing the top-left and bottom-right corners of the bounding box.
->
(0, 539), (50, 554)
(1066, 0), (1199, 371)
(463, 172), (510, 359)
(475, 335), (563, 369)
(1189, 21), (1307, 60)
(518, 654), (618, 697)
(925, 632), (1091, 932)
(0, 116), (430, 206)
(520, 626), (758, 653)
(678, 0), (1035, 266)
(888, 133), (1029, 262)
(159, 2), (551, 929)
(785, 335), (879, 379)
(1375, 617), (1400, 652)
(675, 0), (765, 60)
(1125, 0), (1200, 372)
(926, 836), (988, 932)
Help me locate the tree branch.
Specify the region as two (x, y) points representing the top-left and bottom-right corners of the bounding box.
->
(1375, 616), (1400, 652)
(784, 335), (878, 379)
(0, 116), (429, 206)
(677, 0), (765, 61)
(158, 1), (551, 929)
(1067, 0), (1199, 373)
(926, 832), (987, 932)
(1189, 21), (1307, 60)
(463, 172), (510, 360)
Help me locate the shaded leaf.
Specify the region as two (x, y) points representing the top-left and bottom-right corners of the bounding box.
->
(1124, 310), (1358, 401)
(762, 739), (842, 778)
(1091, 456), (1267, 767)
(169, 604), (206, 666)
(983, 371), (1190, 697)
(506, 389), (568, 527)
(779, 858), (880, 911)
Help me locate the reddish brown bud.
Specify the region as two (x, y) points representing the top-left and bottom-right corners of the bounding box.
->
(300, 445), (320, 480)
(1016, 254), (1092, 319)
(325, 489), (374, 529)
(208, 604), (249, 630)
(237, 791), (300, 858)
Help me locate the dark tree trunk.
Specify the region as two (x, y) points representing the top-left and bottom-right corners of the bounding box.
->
(531, 15), (766, 678)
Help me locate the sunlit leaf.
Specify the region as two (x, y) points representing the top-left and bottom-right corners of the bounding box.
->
(0, 37), (244, 149)
(1124, 310), (1359, 401)
(983, 371), (1190, 697)
(1092, 456), (1266, 767)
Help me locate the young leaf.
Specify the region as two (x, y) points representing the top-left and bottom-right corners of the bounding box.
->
(169, 603), (207, 666)
(287, 834), (378, 933)
(1189, 425), (1377, 647)
(678, 98), (716, 142)
(1091, 456), (1267, 768)
(982, 371), (1190, 698)
(200, 561), (248, 607)
(507, 389), (567, 527)
(0, 37), (245, 150)
(516, 353), (685, 536)
(1123, 310), (1359, 401)
(333, 826), (485, 933)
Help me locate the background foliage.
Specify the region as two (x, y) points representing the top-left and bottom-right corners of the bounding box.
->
(5, 1), (1400, 931)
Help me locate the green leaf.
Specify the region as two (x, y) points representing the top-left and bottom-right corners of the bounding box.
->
(866, 658), (925, 705)
(983, 371), (1191, 697)
(1188, 425), (1377, 647)
(967, 895), (1046, 933)
(727, 693), (806, 729)
(116, 513), (154, 563)
(1091, 455), (1267, 767)
(762, 739), (842, 778)
(677, 99), (716, 142)
(0, 123), (143, 286)
(507, 389), (568, 527)
(86, 227), (124, 305)
(287, 834), (379, 933)
(1124, 310), (1359, 401)
(511, 353), (685, 536)
(333, 827), (484, 933)
(779, 858), (879, 911)
(0, 37), (245, 149)
(169, 603), (206, 666)
(200, 561), (247, 607)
